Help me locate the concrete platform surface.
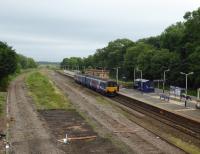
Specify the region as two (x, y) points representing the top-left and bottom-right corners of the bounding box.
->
(63, 70), (75, 76)
(119, 88), (200, 122)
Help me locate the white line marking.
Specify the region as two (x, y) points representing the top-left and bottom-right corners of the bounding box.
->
(175, 108), (196, 112)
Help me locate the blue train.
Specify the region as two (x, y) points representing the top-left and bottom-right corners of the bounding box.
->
(74, 74), (119, 96)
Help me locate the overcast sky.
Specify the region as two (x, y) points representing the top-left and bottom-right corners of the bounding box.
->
(0, 0), (200, 62)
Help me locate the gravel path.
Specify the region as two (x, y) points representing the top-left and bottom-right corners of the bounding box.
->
(8, 74), (65, 154)
(48, 71), (185, 154)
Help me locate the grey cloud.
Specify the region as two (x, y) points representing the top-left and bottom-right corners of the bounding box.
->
(0, 0), (200, 61)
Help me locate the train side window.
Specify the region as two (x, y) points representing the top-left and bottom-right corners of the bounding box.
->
(100, 82), (105, 89)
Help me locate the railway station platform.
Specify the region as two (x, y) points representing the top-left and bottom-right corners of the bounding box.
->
(58, 70), (200, 123)
(119, 88), (200, 122)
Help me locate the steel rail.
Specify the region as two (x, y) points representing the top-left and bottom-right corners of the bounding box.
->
(111, 94), (200, 140)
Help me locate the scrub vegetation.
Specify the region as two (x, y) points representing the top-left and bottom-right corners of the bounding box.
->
(0, 42), (37, 91)
(0, 92), (6, 116)
(170, 136), (200, 154)
(26, 71), (72, 110)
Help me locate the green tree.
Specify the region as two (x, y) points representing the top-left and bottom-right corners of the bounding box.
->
(18, 54), (37, 69)
(139, 36), (161, 49)
(60, 7), (200, 88)
(61, 57), (83, 70)
(60, 58), (69, 69)
(124, 42), (154, 79)
(27, 58), (38, 68)
(183, 8), (200, 54)
(18, 54), (28, 69)
(83, 56), (94, 68)
(160, 22), (185, 52)
(188, 46), (200, 88)
(0, 42), (18, 79)
(104, 39), (134, 69)
(137, 50), (155, 80)
(151, 49), (180, 84)
(0, 42), (18, 90)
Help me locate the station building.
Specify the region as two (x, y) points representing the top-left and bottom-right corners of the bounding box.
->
(85, 69), (109, 79)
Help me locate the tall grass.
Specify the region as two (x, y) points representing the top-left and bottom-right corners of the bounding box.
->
(0, 92), (6, 116)
(26, 72), (72, 110)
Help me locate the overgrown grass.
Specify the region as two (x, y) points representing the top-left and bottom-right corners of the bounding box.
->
(170, 136), (200, 154)
(0, 69), (36, 91)
(0, 92), (6, 116)
(26, 72), (72, 110)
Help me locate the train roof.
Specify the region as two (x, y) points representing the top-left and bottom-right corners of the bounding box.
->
(75, 73), (116, 83)
(135, 79), (149, 82)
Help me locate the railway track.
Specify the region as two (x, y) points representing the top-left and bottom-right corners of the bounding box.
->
(111, 94), (200, 140)
(57, 70), (200, 140)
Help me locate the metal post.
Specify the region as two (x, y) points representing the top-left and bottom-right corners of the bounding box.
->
(114, 67), (120, 85)
(116, 67), (119, 85)
(136, 68), (143, 93)
(141, 71), (143, 93)
(186, 74), (188, 97)
(163, 72), (165, 93)
(134, 68), (135, 83)
(163, 69), (170, 94)
(180, 72), (193, 107)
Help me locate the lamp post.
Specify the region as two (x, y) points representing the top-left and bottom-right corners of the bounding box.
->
(163, 69), (170, 93)
(137, 69), (143, 93)
(180, 72), (194, 107)
(114, 67), (120, 85)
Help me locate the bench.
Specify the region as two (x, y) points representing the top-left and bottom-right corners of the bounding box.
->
(180, 94), (192, 101)
(160, 94), (170, 101)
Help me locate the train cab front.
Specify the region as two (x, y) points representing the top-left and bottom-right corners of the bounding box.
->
(106, 81), (118, 96)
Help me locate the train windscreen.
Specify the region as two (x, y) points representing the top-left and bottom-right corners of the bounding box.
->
(107, 81), (117, 87)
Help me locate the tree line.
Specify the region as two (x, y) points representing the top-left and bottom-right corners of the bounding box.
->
(0, 41), (37, 90)
(61, 8), (200, 89)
